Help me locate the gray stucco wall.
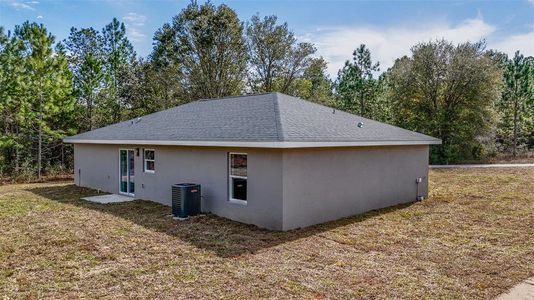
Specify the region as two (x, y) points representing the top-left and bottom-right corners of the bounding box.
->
(74, 144), (119, 194)
(281, 145), (429, 230)
(74, 144), (284, 230)
(73, 144), (429, 231)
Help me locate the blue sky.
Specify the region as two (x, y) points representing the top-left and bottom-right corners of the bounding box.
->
(1, 0), (533, 76)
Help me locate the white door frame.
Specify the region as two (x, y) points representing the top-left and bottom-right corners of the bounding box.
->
(119, 148), (135, 196)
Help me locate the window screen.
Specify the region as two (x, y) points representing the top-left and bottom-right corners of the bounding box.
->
(229, 153), (247, 202)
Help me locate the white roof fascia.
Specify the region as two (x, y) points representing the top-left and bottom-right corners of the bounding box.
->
(64, 138), (442, 148)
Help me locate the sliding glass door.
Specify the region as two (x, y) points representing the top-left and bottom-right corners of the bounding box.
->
(119, 149), (135, 196)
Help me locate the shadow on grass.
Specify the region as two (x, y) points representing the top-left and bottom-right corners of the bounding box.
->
(27, 184), (415, 258)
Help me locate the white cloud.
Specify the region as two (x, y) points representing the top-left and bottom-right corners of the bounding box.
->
(9, 0), (35, 10)
(127, 27), (146, 42)
(491, 30), (534, 58)
(123, 12), (147, 27)
(36, 15), (43, 19)
(122, 12), (147, 42)
(306, 16), (496, 77)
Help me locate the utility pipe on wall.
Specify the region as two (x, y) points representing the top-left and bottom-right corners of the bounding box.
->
(416, 177), (424, 201)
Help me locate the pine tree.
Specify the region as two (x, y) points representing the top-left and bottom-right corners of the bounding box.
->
(100, 18), (135, 125)
(0, 27), (20, 174)
(63, 27), (105, 131)
(335, 44), (380, 117)
(497, 51), (533, 156)
(14, 22), (75, 178)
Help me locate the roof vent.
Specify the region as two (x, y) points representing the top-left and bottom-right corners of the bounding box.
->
(357, 122), (364, 128)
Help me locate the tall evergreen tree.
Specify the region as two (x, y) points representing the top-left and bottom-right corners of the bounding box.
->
(335, 44), (381, 117)
(100, 18), (135, 125)
(301, 57), (334, 105)
(369, 73), (394, 123)
(63, 27), (105, 131)
(0, 27), (19, 174)
(13, 22), (75, 178)
(497, 51), (533, 156)
(529, 56), (534, 150)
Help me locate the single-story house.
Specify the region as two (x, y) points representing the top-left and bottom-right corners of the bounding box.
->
(64, 92), (441, 230)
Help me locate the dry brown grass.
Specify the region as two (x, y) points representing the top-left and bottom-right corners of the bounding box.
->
(488, 152), (534, 164)
(0, 173), (73, 185)
(0, 168), (533, 299)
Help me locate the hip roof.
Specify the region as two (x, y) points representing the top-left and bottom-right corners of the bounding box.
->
(64, 92), (441, 148)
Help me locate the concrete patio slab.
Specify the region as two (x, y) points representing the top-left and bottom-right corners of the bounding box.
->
(81, 194), (136, 204)
(496, 277), (534, 300)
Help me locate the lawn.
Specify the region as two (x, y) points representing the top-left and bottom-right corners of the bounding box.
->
(0, 169), (533, 299)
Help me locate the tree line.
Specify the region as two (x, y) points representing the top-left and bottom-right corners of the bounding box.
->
(1, 1), (533, 179)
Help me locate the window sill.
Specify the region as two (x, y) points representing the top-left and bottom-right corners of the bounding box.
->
(228, 199), (247, 206)
(144, 170), (155, 174)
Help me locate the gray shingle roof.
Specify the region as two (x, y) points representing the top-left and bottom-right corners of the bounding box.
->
(64, 92), (441, 147)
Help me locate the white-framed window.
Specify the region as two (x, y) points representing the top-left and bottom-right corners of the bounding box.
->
(228, 153), (247, 205)
(144, 149), (155, 173)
